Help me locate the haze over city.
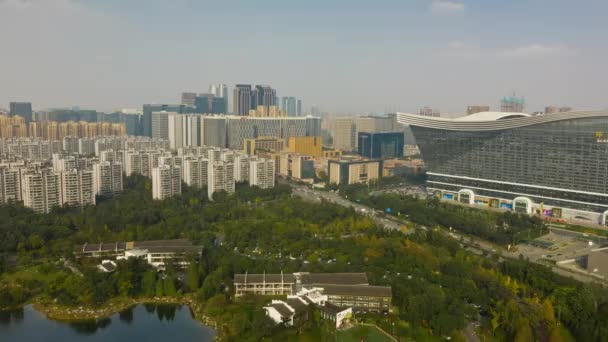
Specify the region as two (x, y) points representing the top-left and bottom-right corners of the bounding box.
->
(1, 0), (607, 114)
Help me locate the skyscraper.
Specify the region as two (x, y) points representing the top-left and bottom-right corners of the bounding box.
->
(181, 93), (197, 106)
(194, 94), (214, 114)
(357, 132), (404, 159)
(9, 102), (33, 123)
(60, 169), (95, 207)
(282, 97), (300, 116)
(209, 84), (229, 112)
(500, 96), (525, 113)
(233, 85), (252, 115)
(253, 85), (276, 109)
(143, 104), (195, 137)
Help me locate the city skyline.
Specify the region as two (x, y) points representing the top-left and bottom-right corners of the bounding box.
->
(1, 0), (606, 114)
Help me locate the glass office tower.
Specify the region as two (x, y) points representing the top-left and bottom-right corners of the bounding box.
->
(398, 111), (608, 224)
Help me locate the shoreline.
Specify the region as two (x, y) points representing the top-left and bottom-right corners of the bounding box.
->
(10, 296), (220, 339)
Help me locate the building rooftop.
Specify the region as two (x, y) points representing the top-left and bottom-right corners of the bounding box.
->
(297, 272), (369, 286)
(315, 284), (392, 297)
(74, 239), (201, 255)
(585, 249), (608, 274)
(269, 303), (294, 318)
(234, 273), (296, 284)
(454, 111), (530, 122)
(285, 297), (308, 312)
(319, 302), (346, 314)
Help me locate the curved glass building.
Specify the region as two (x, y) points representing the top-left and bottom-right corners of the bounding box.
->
(398, 111), (608, 225)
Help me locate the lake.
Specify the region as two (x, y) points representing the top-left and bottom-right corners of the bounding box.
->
(0, 304), (216, 342)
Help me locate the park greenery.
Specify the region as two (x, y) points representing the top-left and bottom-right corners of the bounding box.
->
(340, 182), (548, 245)
(0, 175), (607, 341)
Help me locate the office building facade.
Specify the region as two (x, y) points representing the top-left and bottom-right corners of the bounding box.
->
(287, 136), (323, 157)
(398, 110), (608, 224)
(357, 132), (404, 159)
(332, 118), (357, 152)
(233, 85), (252, 116)
(9, 102), (33, 123)
(328, 158), (382, 185)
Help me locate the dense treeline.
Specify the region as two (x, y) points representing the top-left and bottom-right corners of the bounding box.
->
(1, 176), (607, 341)
(341, 184), (547, 245)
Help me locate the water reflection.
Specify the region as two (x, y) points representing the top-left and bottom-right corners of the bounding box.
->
(0, 304), (215, 342)
(68, 317), (112, 335)
(0, 307), (24, 325)
(118, 306), (133, 324)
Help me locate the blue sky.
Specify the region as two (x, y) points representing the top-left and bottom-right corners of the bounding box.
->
(1, 0), (607, 115)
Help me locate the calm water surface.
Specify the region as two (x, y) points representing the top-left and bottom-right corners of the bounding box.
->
(0, 304), (215, 342)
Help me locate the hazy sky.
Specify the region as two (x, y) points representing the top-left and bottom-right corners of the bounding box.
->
(1, 0), (607, 115)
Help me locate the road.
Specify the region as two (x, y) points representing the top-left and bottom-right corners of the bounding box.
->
(292, 184), (607, 285)
(464, 322), (481, 342)
(292, 185), (408, 233)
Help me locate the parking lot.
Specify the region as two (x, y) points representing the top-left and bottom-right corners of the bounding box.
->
(515, 230), (600, 265)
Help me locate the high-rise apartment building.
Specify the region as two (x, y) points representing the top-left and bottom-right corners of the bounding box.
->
(208, 160), (235, 200)
(125, 150), (160, 178)
(233, 85), (252, 116)
(467, 106), (490, 115)
(0, 167), (22, 204)
(182, 157), (208, 188)
(234, 154), (250, 183)
(152, 164), (181, 200)
(9, 102), (33, 123)
(0, 114), (27, 138)
(151, 111), (170, 140)
(93, 161), (123, 197)
(249, 158), (275, 189)
(21, 170), (62, 213)
(500, 96), (525, 113)
(332, 118), (357, 152)
(60, 169), (95, 207)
